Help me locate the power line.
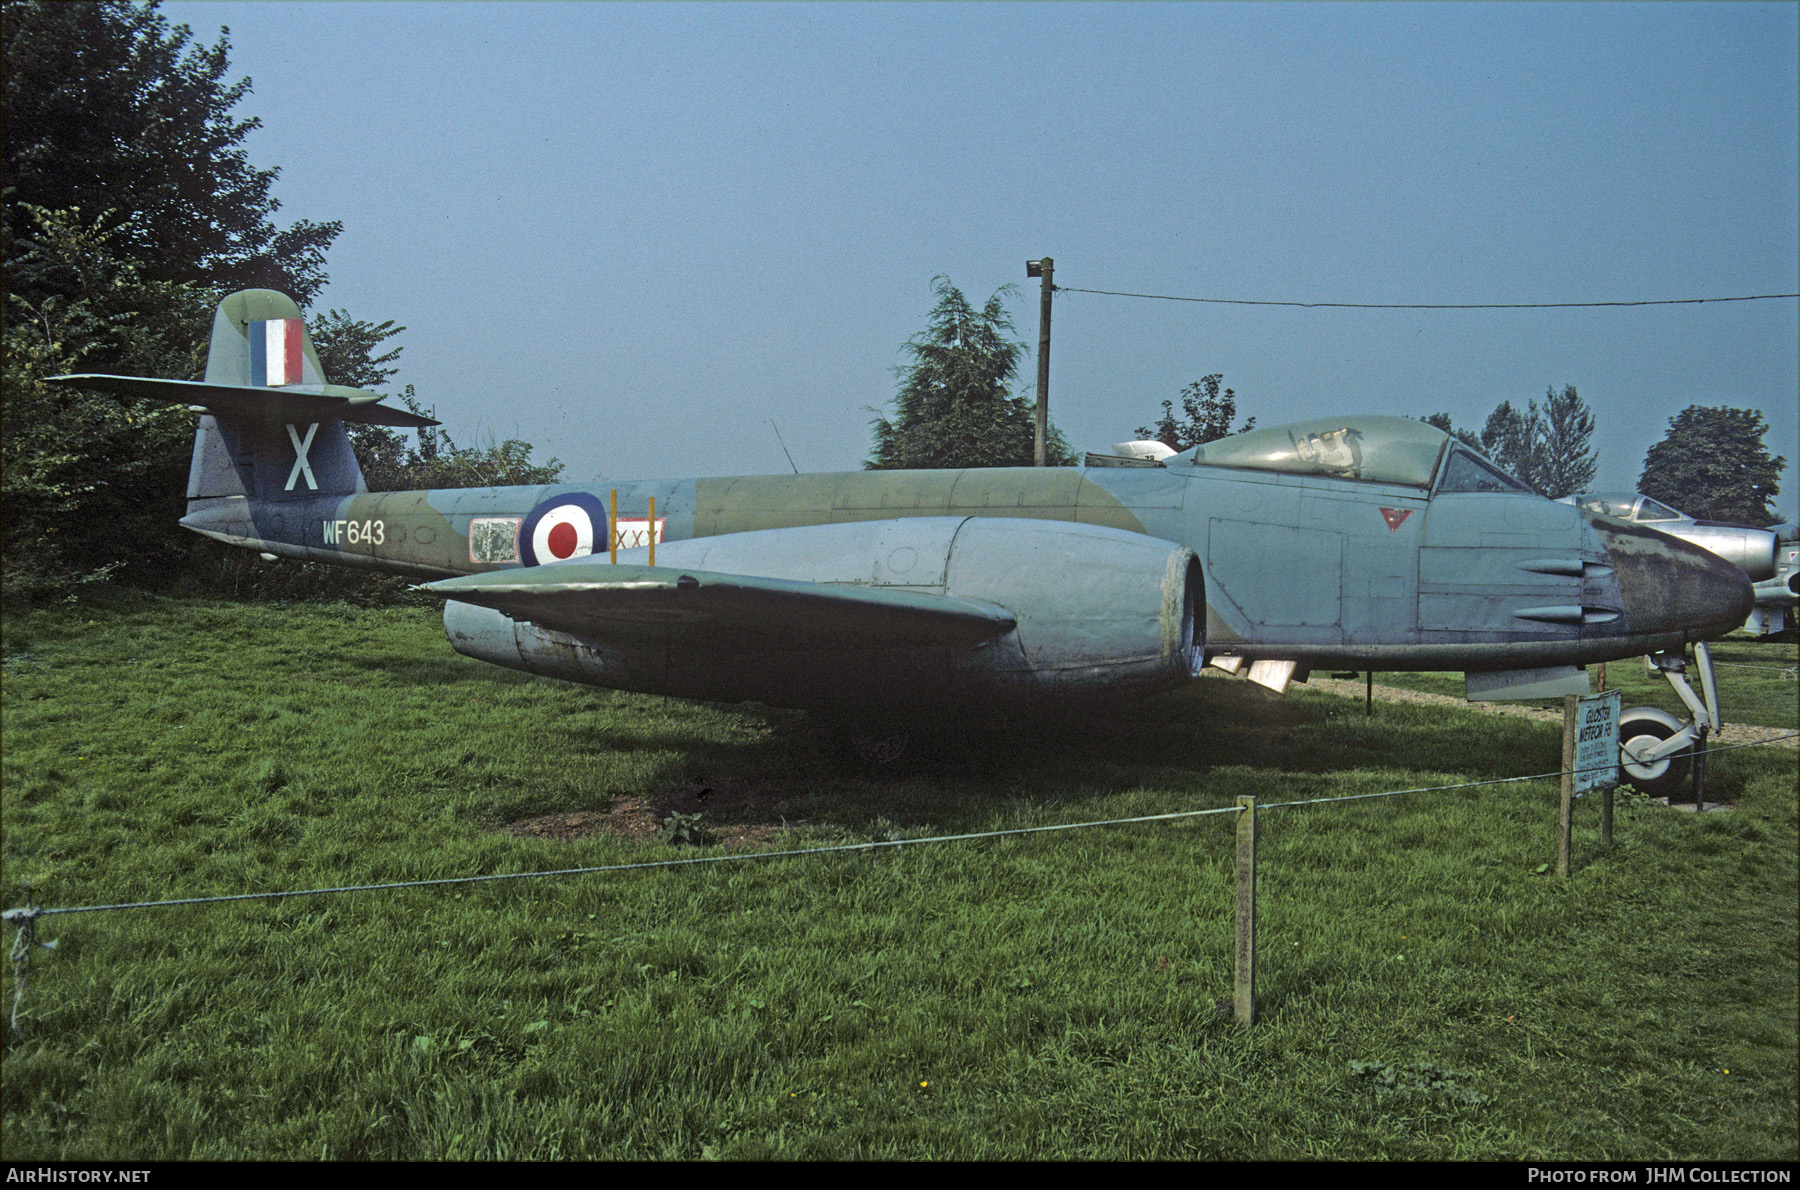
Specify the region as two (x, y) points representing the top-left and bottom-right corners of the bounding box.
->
(1055, 286), (1800, 311)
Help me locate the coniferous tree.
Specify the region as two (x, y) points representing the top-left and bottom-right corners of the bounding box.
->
(1478, 400), (1537, 482)
(1420, 387), (1596, 498)
(1461, 386), (1598, 498)
(1537, 384), (1599, 499)
(867, 277), (1073, 469)
(1418, 412), (1485, 452)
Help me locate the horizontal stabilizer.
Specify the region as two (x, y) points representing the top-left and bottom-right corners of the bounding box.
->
(421, 560), (1016, 649)
(45, 375), (440, 428)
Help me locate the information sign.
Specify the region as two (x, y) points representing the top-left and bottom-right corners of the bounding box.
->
(1572, 689), (1622, 792)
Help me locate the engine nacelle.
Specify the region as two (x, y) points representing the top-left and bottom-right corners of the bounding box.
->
(1678, 522), (1780, 581)
(443, 517), (1204, 712)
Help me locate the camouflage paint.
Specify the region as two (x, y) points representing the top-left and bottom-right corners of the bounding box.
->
(52, 290), (1758, 696)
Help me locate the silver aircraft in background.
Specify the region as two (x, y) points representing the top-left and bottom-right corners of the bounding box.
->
(1566, 492), (1798, 637)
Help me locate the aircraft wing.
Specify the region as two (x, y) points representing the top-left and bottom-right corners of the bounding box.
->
(421, 559), (1017, 650)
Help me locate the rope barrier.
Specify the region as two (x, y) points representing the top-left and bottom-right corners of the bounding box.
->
(3, 730), (1792, 1035)
(1263, 768), (1566, 810)
(7, 723), (1792, 1029)
(6, 732), (1790, 923)
(4, 804), (1247, 922)
(1713, 662), (1799, 678)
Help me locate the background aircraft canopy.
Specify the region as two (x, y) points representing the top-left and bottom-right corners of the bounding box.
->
(1174, 415), (1451, 488)
(1579, 492), (1686, 523)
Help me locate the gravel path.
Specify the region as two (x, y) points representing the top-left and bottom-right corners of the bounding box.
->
(1288, 673), (1799, 750)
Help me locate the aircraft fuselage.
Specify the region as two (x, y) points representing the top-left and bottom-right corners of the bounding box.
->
(181, 455), (1750, 674)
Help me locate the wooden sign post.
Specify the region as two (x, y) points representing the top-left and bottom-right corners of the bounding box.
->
(1559, 689), (1622, 876)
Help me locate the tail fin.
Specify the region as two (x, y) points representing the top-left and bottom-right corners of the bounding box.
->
(46, 289), (436, 515)
(188, 289), (363, 504)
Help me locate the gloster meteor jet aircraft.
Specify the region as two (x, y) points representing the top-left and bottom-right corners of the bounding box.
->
(51, 290), (1755, 780)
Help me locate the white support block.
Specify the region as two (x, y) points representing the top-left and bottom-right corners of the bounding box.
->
(1465, 665), (1590, 701)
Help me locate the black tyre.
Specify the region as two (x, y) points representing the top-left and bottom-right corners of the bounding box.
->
(821, 724), (912, 767)
(1619, 714), (1691, 797)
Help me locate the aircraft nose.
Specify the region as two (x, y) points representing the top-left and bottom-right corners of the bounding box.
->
(1593, 519), (1755, 640)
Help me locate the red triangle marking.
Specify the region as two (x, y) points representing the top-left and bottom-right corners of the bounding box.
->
(1379, 507), (1413, 532)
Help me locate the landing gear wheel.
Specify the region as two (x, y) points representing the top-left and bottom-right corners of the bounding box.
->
(1619, 715), (1692, 797)
(831, 723), (914, 770)
(843, 730), (910, 766)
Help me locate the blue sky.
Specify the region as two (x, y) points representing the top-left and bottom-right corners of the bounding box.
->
(159, 1), (1799, 517)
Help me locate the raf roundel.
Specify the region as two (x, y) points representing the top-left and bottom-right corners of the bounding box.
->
(519, 492), (611, 566)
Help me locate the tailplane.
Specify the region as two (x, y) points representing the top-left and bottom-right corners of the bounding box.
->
(47, 289), (436, 514)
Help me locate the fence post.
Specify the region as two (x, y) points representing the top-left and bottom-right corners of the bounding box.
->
(1558, 695), (1576, 878)
(1234, 796), (1257, 1026)
(1693, 725), (1709, 811)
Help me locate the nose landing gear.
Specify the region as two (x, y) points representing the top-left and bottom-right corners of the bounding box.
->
(1618, 642), (1719, 800)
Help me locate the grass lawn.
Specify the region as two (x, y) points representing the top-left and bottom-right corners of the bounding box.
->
(3, 595), (1795, 1160)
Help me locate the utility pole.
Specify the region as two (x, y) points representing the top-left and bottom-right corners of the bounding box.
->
(1027, 257), (1053, 466)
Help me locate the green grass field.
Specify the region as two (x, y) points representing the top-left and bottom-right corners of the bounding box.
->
(3, 595), (1795, 1160)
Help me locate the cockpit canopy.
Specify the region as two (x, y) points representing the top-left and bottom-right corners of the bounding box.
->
(1573, 492), (1690, 524)
(1167, 415), (1530, 493)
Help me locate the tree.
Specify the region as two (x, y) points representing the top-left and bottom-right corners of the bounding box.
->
(1536, 384), (1599, 499)
(1136, 374), (1254, 450)
(1421, 386), (1597, 498)
(2, 205), (214, 598)
(309, 309), (420, 487)
(3, 0), (339, 304)
(1477, 401), (1537, 483)
(1418, 412), (1484, 452)
(310, 309), (406, 390)
(3, 0), (343, 598)
(345, 388), (565, 493)
(867, 277), (1073, 469)
(1638, 406), (1785, 526)
(1, 2), (566, 603)
(304, 299), (569, 491)
(369, 390), (565, 491)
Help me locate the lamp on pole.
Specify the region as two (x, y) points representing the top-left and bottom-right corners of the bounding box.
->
(1026, 257), (1053, 466)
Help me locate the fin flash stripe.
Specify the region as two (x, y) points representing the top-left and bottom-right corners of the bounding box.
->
(250, 319), (304, 387)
